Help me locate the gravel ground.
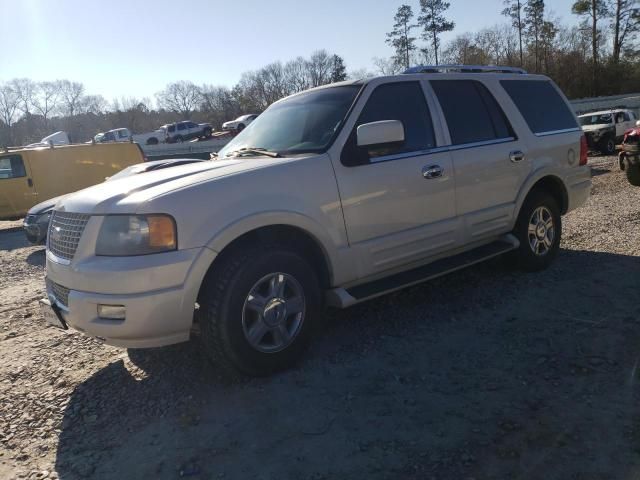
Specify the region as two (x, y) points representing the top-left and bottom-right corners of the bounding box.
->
(2, 155), (640, 480)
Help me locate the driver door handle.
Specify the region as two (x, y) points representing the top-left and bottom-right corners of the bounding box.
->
(510, 150), (525, 163)
(422, 165), (443, 179)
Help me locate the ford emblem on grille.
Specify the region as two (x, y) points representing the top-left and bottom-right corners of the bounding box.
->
(50, 226), (62, 242)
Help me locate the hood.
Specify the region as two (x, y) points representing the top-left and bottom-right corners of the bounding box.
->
(28, 194), (67, 216)
(55, 156), (298, 215)
(581, 124), (613, 132)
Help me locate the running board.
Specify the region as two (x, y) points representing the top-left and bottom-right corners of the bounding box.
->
(326, 235), (519, 308)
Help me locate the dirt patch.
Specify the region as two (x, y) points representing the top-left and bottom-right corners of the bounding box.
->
(1, 156), (640, 480)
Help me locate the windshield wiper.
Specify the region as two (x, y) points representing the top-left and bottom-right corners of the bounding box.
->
(227, 147), (281, 158)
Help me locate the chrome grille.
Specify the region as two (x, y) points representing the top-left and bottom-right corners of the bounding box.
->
(47, 279), (70, 307)
(48, 212), (90, 260)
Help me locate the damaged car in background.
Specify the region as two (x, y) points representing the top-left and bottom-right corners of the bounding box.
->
(578, 109), (638, 155)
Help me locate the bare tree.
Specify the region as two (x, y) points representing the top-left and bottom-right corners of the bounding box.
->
(418, 0), (455, 65)
(31, 81), (61, 128)
(156, 81), (202, 118)
(0, 84), (20, 127)
(79, 95), (108, 115)
(347, 68), (376, 80)
(306, 50), (334, 87)
(10, 78), (36, 115)
(58, 80), (86, 117)
(611, 0), (639, 62)
(284, 57), (312, 92)
(386, 5), (418, 69)
(372, 56), (404, 75)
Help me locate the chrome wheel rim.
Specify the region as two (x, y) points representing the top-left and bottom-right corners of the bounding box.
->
(528, 206), (555, 256)
(242, 272), (306, 353)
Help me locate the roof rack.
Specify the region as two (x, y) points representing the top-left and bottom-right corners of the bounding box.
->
(403, 64), (527, 74)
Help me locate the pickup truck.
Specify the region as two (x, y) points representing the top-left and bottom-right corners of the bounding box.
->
(164, 121), (213, 143)
(94, 128), (168, 146)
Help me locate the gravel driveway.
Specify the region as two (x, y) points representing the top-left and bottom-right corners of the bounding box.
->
(1, 155), (640, 480)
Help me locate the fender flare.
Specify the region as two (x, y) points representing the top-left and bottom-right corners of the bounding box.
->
(203, 210), (342, 284)
(511, 169), (568, 228)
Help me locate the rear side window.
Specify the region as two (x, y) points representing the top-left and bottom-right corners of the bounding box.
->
(167, 125), (176, 133)
(501, 80), (578, 134)
(341, 81), (436, 166)
(0, 155), (26, 179)
(431, 80), (514, 145)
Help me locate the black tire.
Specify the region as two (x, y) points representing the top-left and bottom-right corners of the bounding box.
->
(236, 123), (245, 132)
(625, 161), (640, 186)
(175, 135), (184, 143)
(146, 137), (158, 145)
(600, 136), (615, 155)
(203, 127), (212, 138)
(197, 245), (322, 377)
(511, 190), (562, 272)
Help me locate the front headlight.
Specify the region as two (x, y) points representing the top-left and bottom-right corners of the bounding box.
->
(96, 214), (177, 256)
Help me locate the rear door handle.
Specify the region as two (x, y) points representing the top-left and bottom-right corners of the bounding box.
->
(422, 165), (443, 179)
(509, 151), (525, 163)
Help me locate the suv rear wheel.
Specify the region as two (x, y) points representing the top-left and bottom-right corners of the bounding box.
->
(197, 245), (322, 377)
(511, 190), (561, 271)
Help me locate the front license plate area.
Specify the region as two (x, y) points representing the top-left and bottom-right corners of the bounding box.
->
(40, 298), (68, 330)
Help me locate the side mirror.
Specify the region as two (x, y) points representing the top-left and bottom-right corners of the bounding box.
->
(357, 120), (404, 147)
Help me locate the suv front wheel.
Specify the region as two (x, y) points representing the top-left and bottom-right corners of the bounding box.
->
(511, 190), (561, 272)
(197, 245), (322, 377)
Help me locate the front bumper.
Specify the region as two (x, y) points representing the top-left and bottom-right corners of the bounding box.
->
(45, 246), (217, 348)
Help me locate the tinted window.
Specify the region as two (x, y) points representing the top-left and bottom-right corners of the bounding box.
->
(167, 125), (176, 133)
(341, 82), (435, 166)
(501, 80), (578, 134)
(0, 155), (26, 179)
(177, 123), (187, 131)
(623, 112), (631, 122)
(431, 80), (514, 145)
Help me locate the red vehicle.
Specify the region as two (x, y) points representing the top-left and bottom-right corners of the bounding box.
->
(619, 121), (640, 186)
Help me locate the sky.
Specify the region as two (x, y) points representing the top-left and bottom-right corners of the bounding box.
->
(0, 0), (579, 102)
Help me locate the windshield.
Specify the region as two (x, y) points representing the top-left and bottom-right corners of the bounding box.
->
(218, 85), (361, 158)
(579, 114), (613, 126)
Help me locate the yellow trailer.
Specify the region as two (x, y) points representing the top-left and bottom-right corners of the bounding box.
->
(0, 142), (145, 219)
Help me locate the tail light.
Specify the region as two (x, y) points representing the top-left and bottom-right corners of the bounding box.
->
(579, 134), (588, 166)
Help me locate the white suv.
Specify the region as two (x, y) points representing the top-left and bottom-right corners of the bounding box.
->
(42, 66), (591, 376)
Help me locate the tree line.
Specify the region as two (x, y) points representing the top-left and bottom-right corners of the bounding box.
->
(1, 1), (638, 147)
(386, 0), (639, 97)
(0, 50), (347, 147)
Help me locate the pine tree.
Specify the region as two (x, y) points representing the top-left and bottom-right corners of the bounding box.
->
(525, 0), (545, 72)
(502, 0), (525, 66)
(418, 0), (455, 66)
(386, 5), (418, 70)
(572, 0), (610, 95)
(330, 55), (347, 82)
